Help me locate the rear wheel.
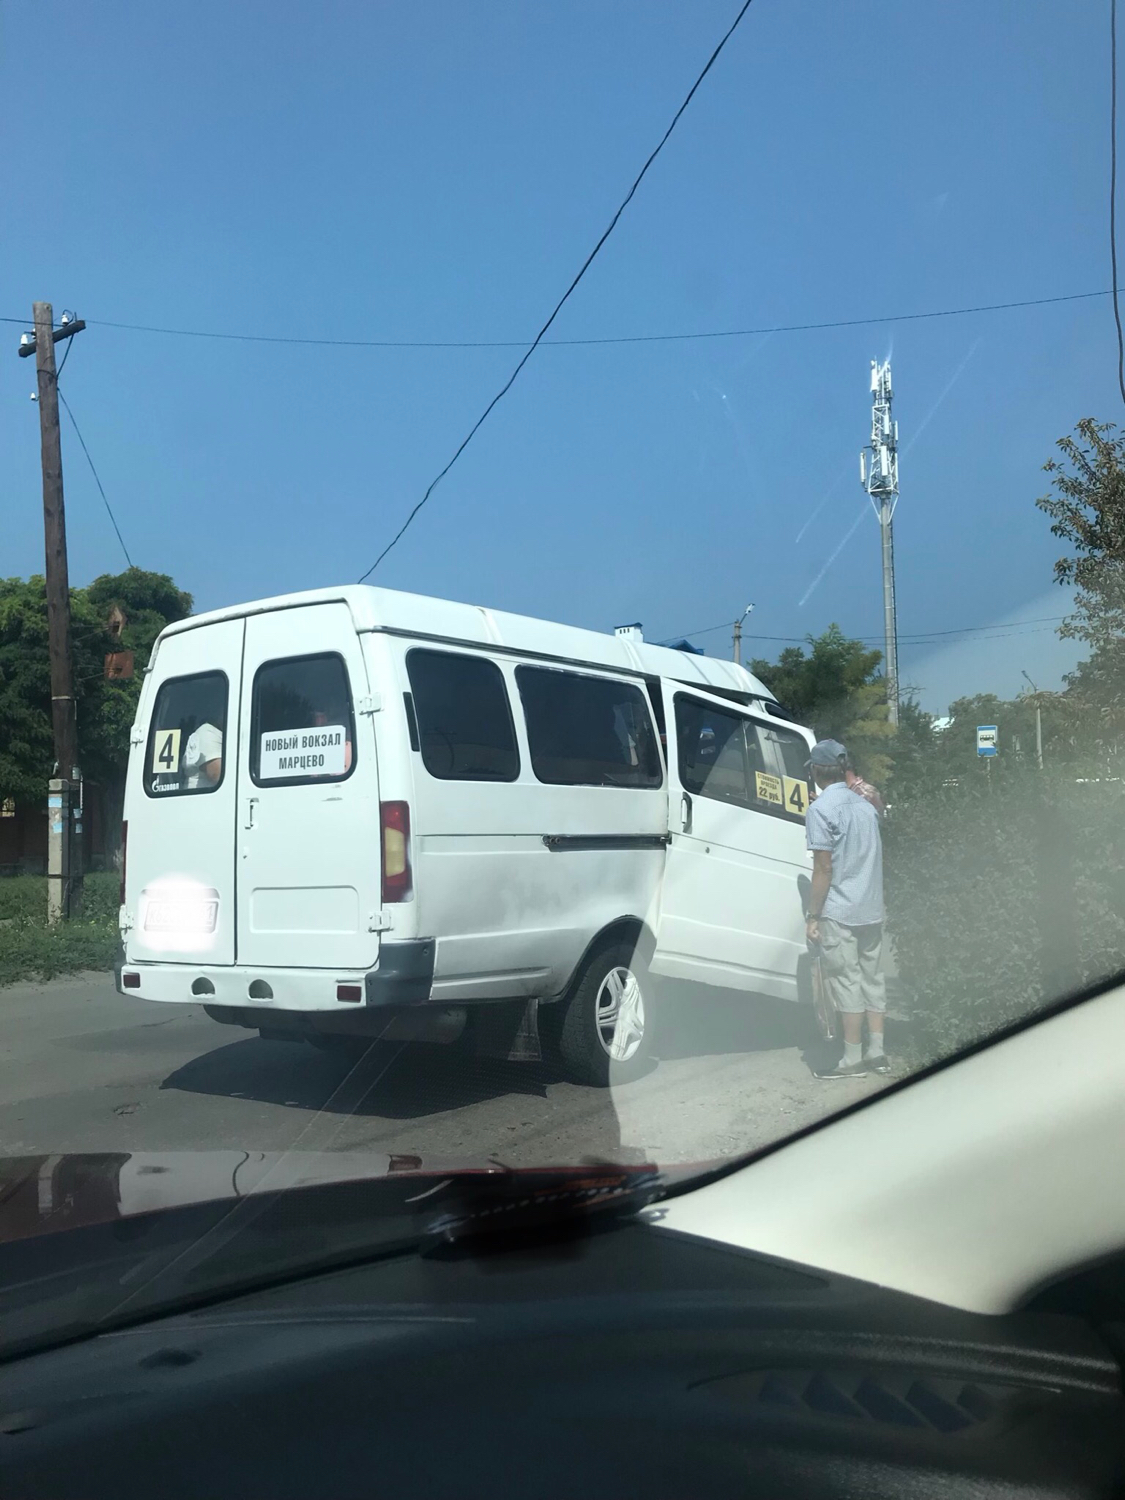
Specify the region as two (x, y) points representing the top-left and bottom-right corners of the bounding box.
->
(555, 940), (652, 1087)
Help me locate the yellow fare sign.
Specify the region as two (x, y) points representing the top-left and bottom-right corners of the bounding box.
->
(783, 775), (809, 819)
(754, 770), (783, 808)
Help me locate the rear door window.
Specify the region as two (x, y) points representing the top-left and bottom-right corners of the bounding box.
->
(250, 653), (356, 787)
(145, 671), (228, 797)
(405, 649), (520, 781)
(517, 667), (662, 788)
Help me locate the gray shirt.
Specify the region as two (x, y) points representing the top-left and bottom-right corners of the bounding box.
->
(806, 779), (884, 926)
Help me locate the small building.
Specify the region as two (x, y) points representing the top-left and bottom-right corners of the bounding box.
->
(0, 791), (112, 876)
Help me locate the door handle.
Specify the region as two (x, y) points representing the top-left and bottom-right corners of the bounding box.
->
(680, 791), (693, 833)
(245, 797), (259, 831)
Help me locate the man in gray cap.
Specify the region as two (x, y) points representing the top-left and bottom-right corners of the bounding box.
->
(804, 738), (889, 1079)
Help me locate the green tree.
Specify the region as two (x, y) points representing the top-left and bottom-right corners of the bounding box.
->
(905, 690), (1083, 787)
(0, 578), (56, 806)
(0, 577), (106, 803)
(750, 624), (894, 781)
(0, 569), (191, 844)
(80, 569), (192, 789)
(1037, 418), (1125, 712)
(1038, 414), (1125, 750)
(936, 694), (1027, 773)
(882, 695), (937, 799)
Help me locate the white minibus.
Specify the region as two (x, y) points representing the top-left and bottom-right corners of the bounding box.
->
(118, 587), (815, 1084)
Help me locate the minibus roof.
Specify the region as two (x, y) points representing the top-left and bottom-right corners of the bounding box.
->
(160, 585), (778, 704)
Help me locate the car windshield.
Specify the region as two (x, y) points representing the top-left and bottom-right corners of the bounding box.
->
(2, 0), (1122, 1328)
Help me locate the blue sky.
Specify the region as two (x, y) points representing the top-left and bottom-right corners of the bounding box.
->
(1, 0), (1113, 711)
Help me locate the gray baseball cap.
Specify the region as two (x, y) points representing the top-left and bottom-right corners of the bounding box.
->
(806, 738), (848, 769)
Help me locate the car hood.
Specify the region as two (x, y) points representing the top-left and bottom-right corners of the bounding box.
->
(0, 1150), (694, 1244)
(0, 1152), (700, 1359)
(0, 1150), (506, 1242)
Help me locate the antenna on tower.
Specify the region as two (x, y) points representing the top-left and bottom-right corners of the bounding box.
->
(860, 359), (900, 726)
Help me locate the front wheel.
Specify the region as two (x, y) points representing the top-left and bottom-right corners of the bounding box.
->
(555, 940), (652, 1086)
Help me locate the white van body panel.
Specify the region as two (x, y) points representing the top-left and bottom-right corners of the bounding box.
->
(651, 684), (813, 1001)
(122, 585), (816, 1021)
(387, 646), (667, 1003)
(123, 617), (244, 967)
(235, 603), (382, 972)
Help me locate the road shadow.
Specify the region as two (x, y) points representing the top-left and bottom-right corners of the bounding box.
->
(160, 987), (911, 1136)
(160, 1032), (641, 1162)
(655, 979), (911, 1081)
(655, 983), (811, 1060)
(160, 1033), (568, 1121)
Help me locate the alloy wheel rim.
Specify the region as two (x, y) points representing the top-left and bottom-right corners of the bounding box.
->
(595, 966), (645, 1061)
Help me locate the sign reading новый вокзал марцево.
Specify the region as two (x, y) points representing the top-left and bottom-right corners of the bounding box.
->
(260, 725), (347, 778)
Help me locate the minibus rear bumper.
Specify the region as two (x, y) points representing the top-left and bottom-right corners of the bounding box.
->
(116, 940), (436, 1012)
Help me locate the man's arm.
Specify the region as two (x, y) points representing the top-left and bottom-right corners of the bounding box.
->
(806, 849), (833, 943)
(863, 782), (886, 819)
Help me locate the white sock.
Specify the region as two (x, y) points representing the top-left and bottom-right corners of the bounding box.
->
(866, 1034), (885, 1058)
(843, 1041), (863, 1067)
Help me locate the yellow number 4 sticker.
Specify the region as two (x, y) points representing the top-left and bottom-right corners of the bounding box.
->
(151, 728), (181, 777)
(783, 775), (809, 819)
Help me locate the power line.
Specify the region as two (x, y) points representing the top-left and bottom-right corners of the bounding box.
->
(895, 624), (1059, 649)
(896, 617), (1065, 642)
(57, 389), (134, 568)
(0, 287), (1110, 352)
(661, 614), (1067, 647)
(355, 0), (758, 583)
(55, 334), (75, 381)
(1116, 0), (1122, 405)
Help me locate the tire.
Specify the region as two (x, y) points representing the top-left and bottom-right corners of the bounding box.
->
(555, 939), (652, 1087)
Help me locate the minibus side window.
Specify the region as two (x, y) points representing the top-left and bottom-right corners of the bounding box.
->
(144, 672), (229, 798)
(675, 697), (752, 809)
(760, 722), (814, 823)
(675, 697), (800, 818)
(251, 653), (356, 788)
(405, 649), (519, 781)
(516, 667), (662, 789)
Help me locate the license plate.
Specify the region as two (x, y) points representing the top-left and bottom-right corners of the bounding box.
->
(143, 892), (219, 933)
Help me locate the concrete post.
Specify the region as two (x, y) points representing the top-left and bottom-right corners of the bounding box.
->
(47, 778), (71, 925)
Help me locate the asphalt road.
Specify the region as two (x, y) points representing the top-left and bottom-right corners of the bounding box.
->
(0, 973), (900, 1167)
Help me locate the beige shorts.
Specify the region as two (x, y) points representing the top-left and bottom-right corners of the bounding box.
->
(819, 918), (887, 1015)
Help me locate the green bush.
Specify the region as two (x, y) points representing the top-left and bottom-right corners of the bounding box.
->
(885, 761), (1125, 1060)
(0, 876), (49, 923)
(0, 872), (120, 986)
(79, 871), (121, 924)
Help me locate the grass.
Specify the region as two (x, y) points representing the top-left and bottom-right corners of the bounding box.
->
(0, 872), (120, 987)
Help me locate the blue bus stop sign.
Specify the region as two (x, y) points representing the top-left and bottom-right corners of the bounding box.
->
(977, 725), (998, 757)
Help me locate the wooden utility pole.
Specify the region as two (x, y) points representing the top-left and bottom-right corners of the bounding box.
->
(33, 302), (79, 787)
(19, 303), (86, 919)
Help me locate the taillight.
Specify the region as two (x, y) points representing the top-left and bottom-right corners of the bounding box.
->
(119, 821), (128, 908)
(380, 801), (413, 903)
